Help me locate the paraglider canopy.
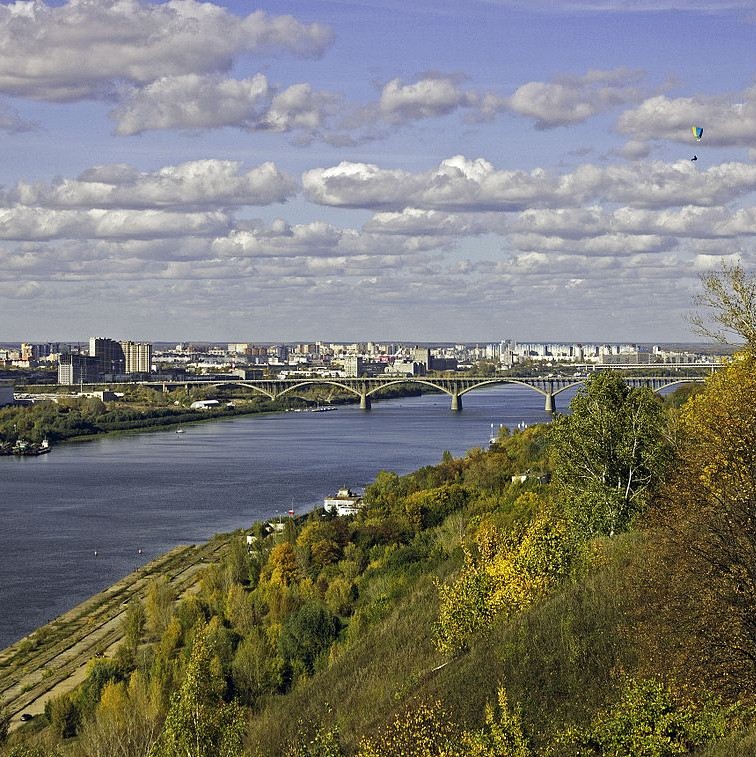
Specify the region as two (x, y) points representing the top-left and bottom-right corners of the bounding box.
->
(692, 125), (704, 141)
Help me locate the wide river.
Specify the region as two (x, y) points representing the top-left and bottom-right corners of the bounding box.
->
(0, 385), (578, 648)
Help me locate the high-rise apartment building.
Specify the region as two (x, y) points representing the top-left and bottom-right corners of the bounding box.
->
(89, 337), (125, 374)
(120, 341), (153, 374)
(58, 354), (100, 385)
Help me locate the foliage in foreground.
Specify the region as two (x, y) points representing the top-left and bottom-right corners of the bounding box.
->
(10, 355), (756, 755)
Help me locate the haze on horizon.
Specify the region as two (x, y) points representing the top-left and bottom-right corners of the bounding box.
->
(0, 0), (754, 343)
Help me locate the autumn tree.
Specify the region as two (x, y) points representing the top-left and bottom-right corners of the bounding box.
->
(121, 599), (146, 650)
(460, 686), (530, 757)
(74, 673), (162, 757)
(641, 352), (756, 695)
(435, 496), (576, 656)
(550, 372), (669, 538)
(231, 627), (284, 707)
(149, 624), (245, 757)
(145, 576), (175, 637)
(357, 699), (463, 757)
(689, 260), (756, 348)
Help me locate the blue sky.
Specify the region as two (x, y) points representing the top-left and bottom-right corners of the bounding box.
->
(1, 0), (754, 342)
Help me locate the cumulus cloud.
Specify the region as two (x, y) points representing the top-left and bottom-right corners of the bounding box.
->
(113, 74), (270, 135)
(113, 75), (339, 137)
(364, 208), (506, 236)
(509, 232), (676, 256)
(317, 73), (504, 145)
(211, 219), (444, 259)
(7, 160), (296, 209)
(304, 155), (756, 211)
(0, 207), (230, 241)
(379, 74), (479, 124)
(617, 87), (756, 148)
(258, 83), (339, 135)
(511, 205), (756, 241)
(506, 68), (646, 129)
(618, 139), (652, 160)
(0, 0), (333, 102)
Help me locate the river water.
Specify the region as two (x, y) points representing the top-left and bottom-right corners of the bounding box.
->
(0, 385), (577, 648)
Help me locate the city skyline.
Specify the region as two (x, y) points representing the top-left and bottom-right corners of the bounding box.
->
(1, 1), (755, 342)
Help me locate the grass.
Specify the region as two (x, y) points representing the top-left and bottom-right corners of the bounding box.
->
(243, 532), (644, 755)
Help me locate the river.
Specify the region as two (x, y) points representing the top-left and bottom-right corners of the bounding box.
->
(0, 385), (577, 648)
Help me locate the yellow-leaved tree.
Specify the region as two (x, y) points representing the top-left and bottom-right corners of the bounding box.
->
(642, 351), (756, 694)
(435, 494), (576, 656)
(639, 263), (756, 694)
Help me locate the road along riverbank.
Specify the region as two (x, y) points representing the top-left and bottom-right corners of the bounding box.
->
(0, 538), (231, 733)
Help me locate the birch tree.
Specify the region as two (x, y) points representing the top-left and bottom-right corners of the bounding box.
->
(550, 372), (669, 538)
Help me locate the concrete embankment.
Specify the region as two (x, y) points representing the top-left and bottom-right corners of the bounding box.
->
(0, 539), (227, 732)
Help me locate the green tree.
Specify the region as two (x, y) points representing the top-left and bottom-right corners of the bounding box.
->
(550, 678), (727, 756)
(145, 576), (175, 637)
(231, 628), (284, 707)
(122, 599), (146, 650)
(149, 625), (245, 757)
(279, 601), (339, 676)
(550, 372), (668, 538)
(45, 692), (80, 740)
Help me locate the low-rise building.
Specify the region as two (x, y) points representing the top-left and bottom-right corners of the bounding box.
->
(323, 487), (363, 517)
(190, 399), (220, 410)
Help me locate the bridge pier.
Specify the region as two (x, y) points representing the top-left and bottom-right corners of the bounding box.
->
(450, 392), (463, 412)
(544, 391), (556, 414)
(360, 392), (371, 411)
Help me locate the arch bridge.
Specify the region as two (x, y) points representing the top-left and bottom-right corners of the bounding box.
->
(143, 375), (706, 414)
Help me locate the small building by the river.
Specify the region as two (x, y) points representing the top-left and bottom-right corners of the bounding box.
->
(324, 487), (364, 517)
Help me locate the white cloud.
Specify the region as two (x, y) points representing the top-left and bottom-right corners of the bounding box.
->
(379, 74), (478, 124)
(258, 84), (339, 135)
(0, 207), (230, 241)
(506, 68), (646, 129)
(113, 74), (270, 135)
(364, 208), (503, 236)
(509, 232), (675, 256)
(305, 155), (756, 211)
(617, 87), (756, 148)
(511, 205), (756, 240)
(0, 1), (333, 102)
(211, 220), (442, 259)
(8, 160), (296, 209)
(113, 75), (340, 137)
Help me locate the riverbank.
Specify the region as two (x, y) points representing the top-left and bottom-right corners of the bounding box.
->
(0, 385), (550, 652)
(0, 538), (232, 733)
(1, 383), (425, 448)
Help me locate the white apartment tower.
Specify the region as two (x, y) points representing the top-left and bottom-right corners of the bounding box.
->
(120, 341), (153, 374)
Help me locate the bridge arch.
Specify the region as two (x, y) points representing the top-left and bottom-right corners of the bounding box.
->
(147, 374), (705, 415)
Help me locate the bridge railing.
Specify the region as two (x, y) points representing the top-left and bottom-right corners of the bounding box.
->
(68, 372), (711, 414)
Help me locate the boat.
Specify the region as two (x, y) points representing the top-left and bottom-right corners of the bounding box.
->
(175, 429), (185, 434)
(311, 405), (337, 412)
(10, 439), (51, 456)
(489, 423), (504, 448)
